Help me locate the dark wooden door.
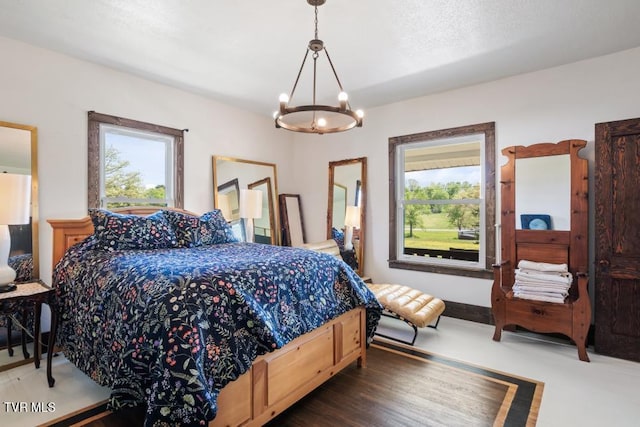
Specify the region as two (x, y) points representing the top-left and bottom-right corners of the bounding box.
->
(594, 117), (640, 362)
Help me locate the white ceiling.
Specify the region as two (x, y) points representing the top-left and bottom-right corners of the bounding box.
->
(2, 0), (640, 118)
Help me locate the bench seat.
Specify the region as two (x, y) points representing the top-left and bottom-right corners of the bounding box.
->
(368, 283), (445, 345)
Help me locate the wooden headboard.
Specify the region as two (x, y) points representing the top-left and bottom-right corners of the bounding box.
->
(47, 207), (196, 268)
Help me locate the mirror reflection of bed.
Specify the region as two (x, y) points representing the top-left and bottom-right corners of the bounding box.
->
(0, 120), (39, 372)
(327, 157), (367, 277)
(212, 156), (280, 245)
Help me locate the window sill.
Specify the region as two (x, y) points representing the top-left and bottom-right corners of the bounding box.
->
(388, 259), (493, 279)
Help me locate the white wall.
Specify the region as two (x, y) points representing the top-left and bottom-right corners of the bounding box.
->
(290, 46), (640, 308)
(0, 36), (294, 286)
(3, 33), (640, 311)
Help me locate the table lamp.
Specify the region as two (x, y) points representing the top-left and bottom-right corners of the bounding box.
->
(343, 205), (360, 251)
(239, 189), (263, 243)
(0, 173), (32, 292)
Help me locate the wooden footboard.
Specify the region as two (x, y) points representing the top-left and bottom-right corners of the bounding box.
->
(212, 306), (366, 426)
(48, 208), (368, 426)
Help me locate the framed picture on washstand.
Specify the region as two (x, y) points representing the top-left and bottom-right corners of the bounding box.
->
(521, 214), (552, 230)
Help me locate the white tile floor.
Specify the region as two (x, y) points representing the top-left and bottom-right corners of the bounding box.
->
(1, 316), (639, 426)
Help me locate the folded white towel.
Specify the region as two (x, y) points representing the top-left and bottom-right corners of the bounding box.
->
(517, 268), (572, 277)
(513, 284), (569, 296)
(515, 279), (571, 289)
(515, 272), (573, 287)
(517, 260), (568, 273)
(513, 291), (567, 304)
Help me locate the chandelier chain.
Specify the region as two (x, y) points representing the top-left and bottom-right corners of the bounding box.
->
(314, 4), (319, 40)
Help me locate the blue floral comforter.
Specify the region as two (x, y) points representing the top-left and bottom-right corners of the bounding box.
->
(53, 238), (381, 426)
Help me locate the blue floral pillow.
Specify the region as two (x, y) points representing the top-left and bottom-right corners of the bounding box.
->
(89, 209), (178, 251)
(162, 210), (200, 247)
(332, 227), (345, 249)
(198, 210), (239, 245)
(163, 209), (238, 247)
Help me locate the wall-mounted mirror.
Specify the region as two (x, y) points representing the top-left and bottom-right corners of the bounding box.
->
(327, 157), (367, 276)
(212, 156), (279, 245)
(0, 120), (39, 372)
(515, 154), (570, 230)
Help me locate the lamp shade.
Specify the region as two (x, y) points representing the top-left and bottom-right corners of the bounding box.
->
(344, 205), (360, 228)
(239, 189), (263, 219)
(0, 173), (31, 225)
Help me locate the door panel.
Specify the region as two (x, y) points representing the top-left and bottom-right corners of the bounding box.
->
(595, 118), (640, 362)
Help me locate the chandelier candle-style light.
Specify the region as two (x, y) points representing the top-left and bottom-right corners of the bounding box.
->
(275, 0), (363, 134)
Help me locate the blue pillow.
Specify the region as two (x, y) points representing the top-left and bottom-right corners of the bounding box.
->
(162, 210), (201, 247)
(89, 209), (177, 251)
(163, 209), (238, 247)
(332, 227), (345, 249)
(198, 210), (239, 245)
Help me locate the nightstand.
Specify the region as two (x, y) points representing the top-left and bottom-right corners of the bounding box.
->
(339, 249), (359, 271)
(0, 281), (53, 371)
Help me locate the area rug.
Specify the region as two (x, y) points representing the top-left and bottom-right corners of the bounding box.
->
(40, 339), (543, 427)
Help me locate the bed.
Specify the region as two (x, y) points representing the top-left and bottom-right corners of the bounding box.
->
(47, 207), (381, 426)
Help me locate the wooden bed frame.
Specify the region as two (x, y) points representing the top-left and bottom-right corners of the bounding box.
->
(47, 208), (368, 426)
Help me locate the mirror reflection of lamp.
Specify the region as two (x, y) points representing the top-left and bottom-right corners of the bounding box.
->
(0, 173), (31, 292)
(217, 193), (232, 222)
(343, 205), (360, 251)
(239, 189), (263, 243)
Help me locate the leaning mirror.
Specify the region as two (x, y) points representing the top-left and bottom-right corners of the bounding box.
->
(0, 120), (39, 371)
(327, 157), (367, 276)
(212, 156), (280, 245)
(280, 194), (306, 247)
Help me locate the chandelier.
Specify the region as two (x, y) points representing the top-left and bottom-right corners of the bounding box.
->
(275, 0), (363, 135)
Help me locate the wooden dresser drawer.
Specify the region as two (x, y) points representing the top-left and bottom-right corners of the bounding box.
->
(506, 299), (572, 334)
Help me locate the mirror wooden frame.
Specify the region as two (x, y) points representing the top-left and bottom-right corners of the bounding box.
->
(87, 111), (184, 209)
(212, 156), (280, 245)
(217, 178), (240, 222)
(0, 120), (39, 280)
(279, 194), (305, 247)
(0, 120), (39, 372)
(248, 177), (277, 245)
(327, 157), (367, 276)
(492, 139), (590, 361)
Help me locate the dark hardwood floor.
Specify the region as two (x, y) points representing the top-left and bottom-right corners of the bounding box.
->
(50, 341), (541, 427)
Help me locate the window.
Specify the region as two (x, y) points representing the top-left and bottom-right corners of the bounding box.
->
(88, 112), (184, 209)
(389, 122), (495, 278)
